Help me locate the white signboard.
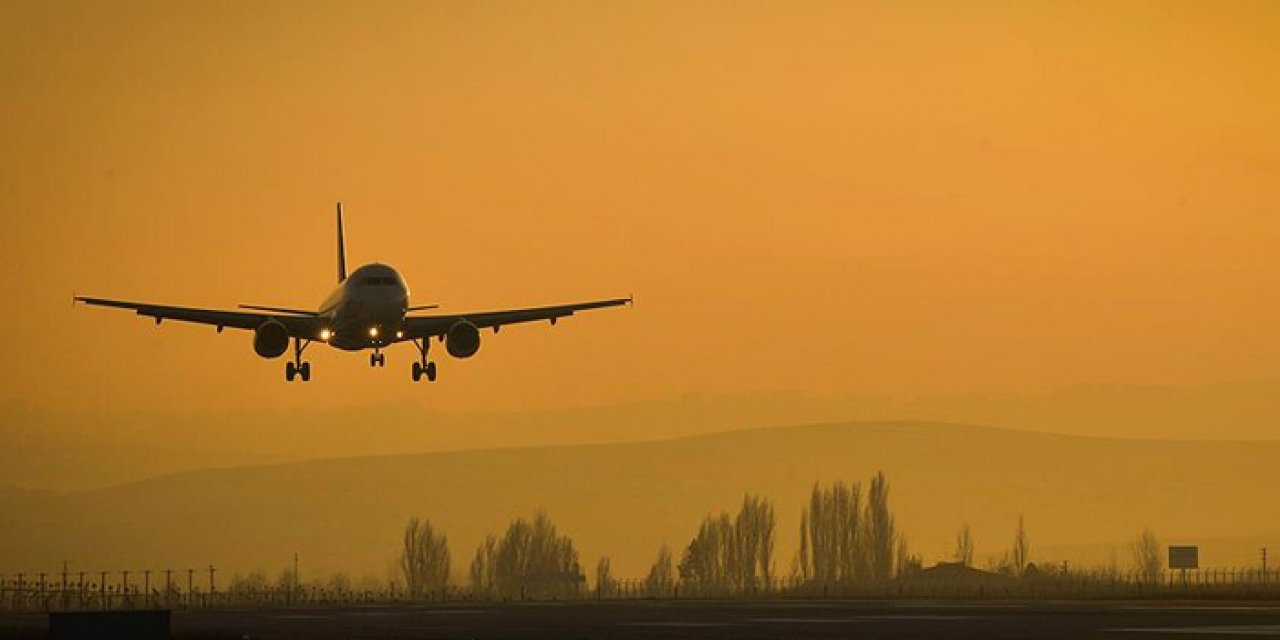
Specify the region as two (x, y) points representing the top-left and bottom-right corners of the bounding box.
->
(1169, 545), (1199, 570)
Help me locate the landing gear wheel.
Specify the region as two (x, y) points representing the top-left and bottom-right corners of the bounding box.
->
(378, 353), (386, 367)
(411, 338), (435, 383)
(287, 338), (313, 383)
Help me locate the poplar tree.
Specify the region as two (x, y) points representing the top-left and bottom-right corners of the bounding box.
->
(400, 517), (451, 598)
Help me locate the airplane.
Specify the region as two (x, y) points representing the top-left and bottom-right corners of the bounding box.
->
(75, 203), (631, 382)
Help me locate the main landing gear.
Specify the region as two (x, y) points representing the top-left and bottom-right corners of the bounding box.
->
(411, 338), (437, 382)
(285, 338), (312, 382)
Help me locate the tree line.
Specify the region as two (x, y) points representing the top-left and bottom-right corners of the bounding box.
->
(390, 472), (1175, 596)
(468, 511), (584, 598)
(795, 471), (902, 583)
(671, 494), (776, 592)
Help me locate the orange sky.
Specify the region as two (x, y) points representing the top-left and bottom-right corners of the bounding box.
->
(1, 0), (1278, 417)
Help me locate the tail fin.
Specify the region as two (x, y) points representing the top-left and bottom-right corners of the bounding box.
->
(336, 202), (347, 283)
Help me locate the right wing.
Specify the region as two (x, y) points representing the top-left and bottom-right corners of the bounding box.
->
(401, 297), (631, 340)
(74, 296), (322, 337)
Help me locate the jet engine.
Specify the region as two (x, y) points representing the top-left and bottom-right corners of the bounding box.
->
(446, 320), (481, 358)
(253, 319), (290, 358)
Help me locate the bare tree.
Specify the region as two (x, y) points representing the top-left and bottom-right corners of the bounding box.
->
(799, 481), (863, 582)
(400, 517), (450, 598)
(469, 535), (497, 593)
(799, 474), (903, 583)
(1012, 515), (1029, 576)
(955, 522), (975, 567)
(797, 510), (810, 581)
(896, 534), (921, 577)
(1132, 528), (1161, 584)
(677, 494), (776, 594)
(679, 513), (731, 588)
(471, 511), (584, 598)
(734, 494), (775, 590)
(646, 545), (674, 595)
(595, 557), (613, 597)
(866, 471), (896, 581)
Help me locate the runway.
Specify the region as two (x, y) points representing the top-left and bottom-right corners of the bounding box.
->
(4, 599), (1280, 639)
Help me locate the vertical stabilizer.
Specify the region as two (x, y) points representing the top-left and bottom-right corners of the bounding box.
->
(336, 202), (347, 283)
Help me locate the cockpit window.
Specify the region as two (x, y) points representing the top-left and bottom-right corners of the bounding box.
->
(360, 276), (398, 286)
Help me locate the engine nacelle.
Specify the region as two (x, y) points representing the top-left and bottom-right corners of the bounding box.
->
(446, 320), (481, 359)
(253, 319), (290, 359)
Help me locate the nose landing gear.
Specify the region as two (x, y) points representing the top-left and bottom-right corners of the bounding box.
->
(369, 350), (386, 367)
(411, 338), (437, 382)
(285, 338), (312, 382)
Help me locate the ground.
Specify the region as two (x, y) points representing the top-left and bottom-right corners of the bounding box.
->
(4, 599), (1280, 639)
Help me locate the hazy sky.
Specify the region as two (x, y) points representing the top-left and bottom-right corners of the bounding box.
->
(2, 1), (1278, 417)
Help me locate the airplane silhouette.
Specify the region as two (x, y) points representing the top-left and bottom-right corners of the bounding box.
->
(76, 203), (630, 382)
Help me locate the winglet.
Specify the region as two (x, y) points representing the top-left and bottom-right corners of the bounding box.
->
(337, 202), (347, 283)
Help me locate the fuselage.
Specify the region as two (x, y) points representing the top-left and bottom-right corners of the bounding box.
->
(319, 263), (411, 351)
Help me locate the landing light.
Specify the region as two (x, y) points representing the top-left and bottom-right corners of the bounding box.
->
(369, 327), (379, 338)
(395, 330), (403, 339)
(319, 328), (332, 341)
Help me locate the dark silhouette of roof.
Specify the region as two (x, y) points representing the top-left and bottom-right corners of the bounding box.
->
(915, 562), (1009, 582)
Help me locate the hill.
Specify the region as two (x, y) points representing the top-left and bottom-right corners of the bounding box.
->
(1, 421), (1277, 580)
(8, 378), (1280, 491)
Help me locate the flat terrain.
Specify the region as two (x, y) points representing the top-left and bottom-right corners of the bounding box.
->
(5, 600), (1280, 639)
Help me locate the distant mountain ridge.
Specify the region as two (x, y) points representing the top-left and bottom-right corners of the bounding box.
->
(1, 420), (1276, 581)
(7, 379), (1280, 491)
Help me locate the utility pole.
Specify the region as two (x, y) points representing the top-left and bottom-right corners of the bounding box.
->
(143, 570), (151, 608)
(208, 565), (216, 595)
(1263, 548), (1269, 584)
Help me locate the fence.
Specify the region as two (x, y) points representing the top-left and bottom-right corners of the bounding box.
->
(3, 567), (1280, 613)
(602, 569), (1280, 600)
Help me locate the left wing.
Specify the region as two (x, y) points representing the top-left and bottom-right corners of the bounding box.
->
(74, 296), (322, 337)
(401, 297), (631, 340)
